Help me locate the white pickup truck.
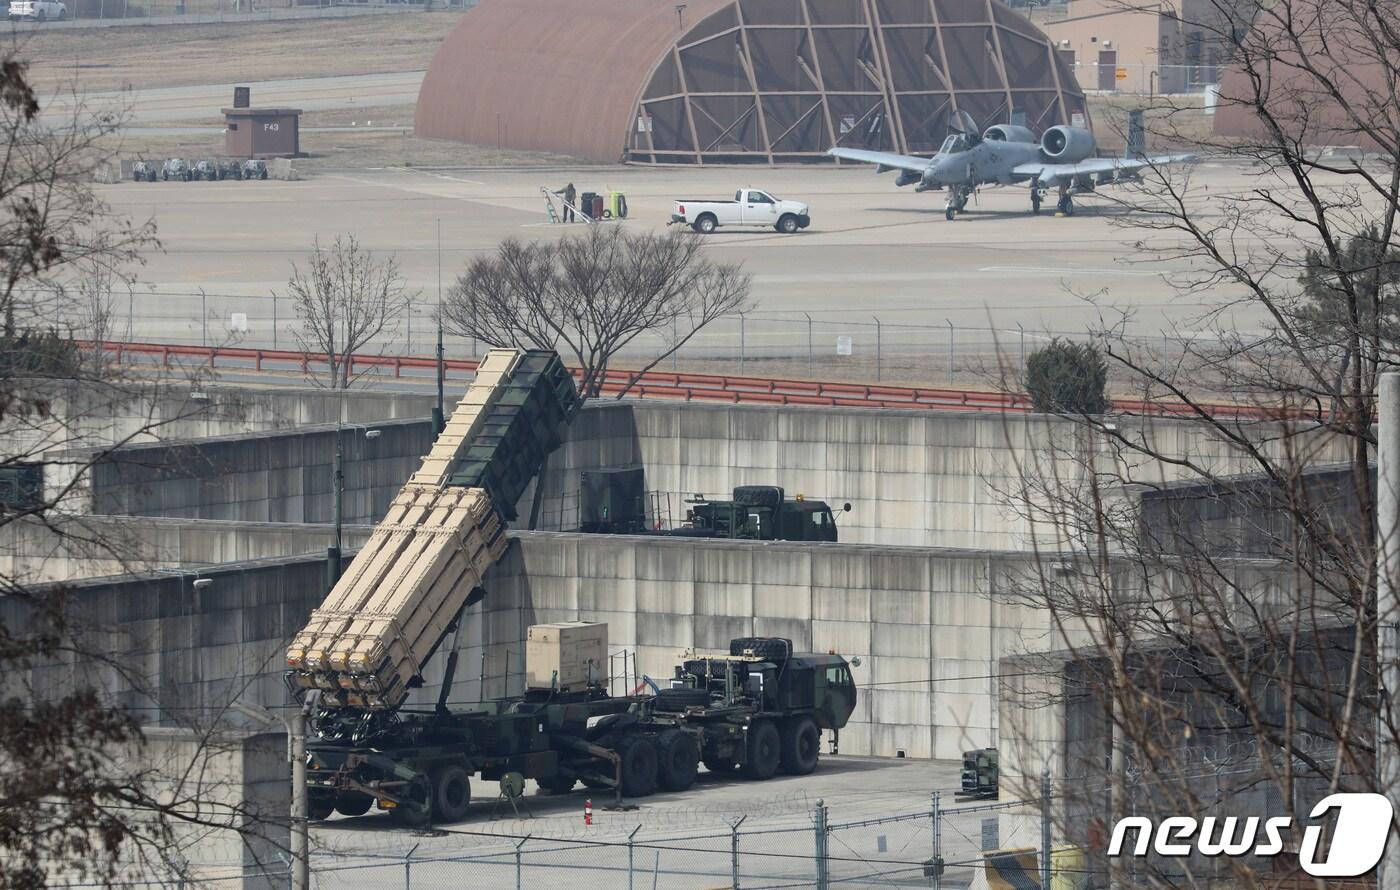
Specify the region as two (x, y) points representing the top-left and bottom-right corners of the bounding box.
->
(670, 188), (811, 234)
(8, 0), (66, 20)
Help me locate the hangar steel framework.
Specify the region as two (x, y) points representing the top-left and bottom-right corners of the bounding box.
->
(628, 0), (1087, 164)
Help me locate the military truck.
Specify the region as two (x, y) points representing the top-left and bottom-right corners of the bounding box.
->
(303, 629), (858, 825)
(577, 473), (850, 542)
(673, 485), (850, 542)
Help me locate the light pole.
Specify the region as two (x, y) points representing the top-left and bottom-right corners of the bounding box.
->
(434, 218), (446, 436)
(328, 418), (380, 590)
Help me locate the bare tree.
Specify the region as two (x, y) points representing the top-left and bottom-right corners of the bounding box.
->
(0, 54), (288, 890)
(443, 225), (751, 401)
(987, 1), (1400, 886)
(285, 234), (411, 389)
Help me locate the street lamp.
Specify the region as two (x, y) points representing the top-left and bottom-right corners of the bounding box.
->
(327, 421), (381, 589)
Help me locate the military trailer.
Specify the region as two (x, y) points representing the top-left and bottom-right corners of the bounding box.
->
(303, 629), (858, 826)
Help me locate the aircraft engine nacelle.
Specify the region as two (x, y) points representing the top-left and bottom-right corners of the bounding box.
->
(983, 124), (1035, 144)
(895, 168), (921, 187)
(1040, 126), (1096, 163)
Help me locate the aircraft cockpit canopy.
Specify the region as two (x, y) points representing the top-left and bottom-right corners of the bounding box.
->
(936, 134), (969, 155)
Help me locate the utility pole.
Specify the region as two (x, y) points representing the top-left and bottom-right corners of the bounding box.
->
(1378, 372), (1400, 890)
(434, 218), (446, 435)
(1040, 769), (1052, 890)
(290, 704), (309, 890)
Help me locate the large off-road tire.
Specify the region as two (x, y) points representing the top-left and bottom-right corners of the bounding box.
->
(308, 792), (336, 820)
(777, 214), (799, 234)
(694, 214), (717, 234)
(655, 687), (710, 711)
(741, 720), (781, 780)
(656, 730), (700, 792)
(780, 716), (821, 776)
(616, 733), (659, 797)
(429, 765), (471, 823)
(537, 774), (577, 795)
(335, 792), (373, 817)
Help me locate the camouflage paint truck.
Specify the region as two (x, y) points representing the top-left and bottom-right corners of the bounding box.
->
(303, 632), (858, 825)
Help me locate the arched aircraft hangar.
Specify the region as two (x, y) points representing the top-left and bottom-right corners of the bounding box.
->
(415, 0), (1089, 164)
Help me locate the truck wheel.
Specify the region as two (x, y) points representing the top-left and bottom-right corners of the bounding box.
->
(387, 774), (433, 827)
(780, 716), (820, 775)
(616, 733), (658, 797)
(308, 792), (336, 820)
(694, 214), (717, 234)
(335, 792), (373, 817)
(741, 721), (781, 780)
(657, 730), (699, 792)
(537, 774), (577, 795)
(777, 214), (799, 234)
(430, 765), (471, 823)
(656, 687), (709, 711)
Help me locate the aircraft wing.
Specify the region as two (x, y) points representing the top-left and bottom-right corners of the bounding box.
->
(827, 147), (931, 174)
(1013, 153), (1196, 186)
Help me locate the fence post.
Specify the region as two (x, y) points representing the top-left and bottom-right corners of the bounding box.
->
(930, 790), (941, 890)
(672, 316), (679, 371)
(814, 799), (829, 890)
(1017, 323), (1025, 373)
(515, 835), (530, 890)
(804, 312), (813, 376)
(1041, 769), (1053, 890)
(402, 842), (419, 890)
(730, 814), (747, 889)
(873, 316), (882, 382)
(739, 313), (746, 374)
(201, 289), (208, 348)
(946, 320), (954, 385)
(628, 825), (641, 890)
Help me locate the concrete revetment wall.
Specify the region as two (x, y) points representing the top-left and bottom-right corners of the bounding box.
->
(78, 395), (1344, 551)
(19, 535), (1069, 761)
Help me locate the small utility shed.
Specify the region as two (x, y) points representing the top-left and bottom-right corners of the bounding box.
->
(223, 107), (302, 158)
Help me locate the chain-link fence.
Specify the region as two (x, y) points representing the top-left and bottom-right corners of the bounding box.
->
(66, 286), (1222, 388)
(288, 788), (1075, 890)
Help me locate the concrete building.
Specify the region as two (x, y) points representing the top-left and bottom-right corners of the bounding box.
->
(415, 0), (1088, 163)
(1037, 0), (1247, 94)
(223, 107), (302, 158)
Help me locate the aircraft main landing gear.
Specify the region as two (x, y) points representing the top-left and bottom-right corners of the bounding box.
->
(1031, 190), (1043, 215)
(1055, 187), (1074, 217)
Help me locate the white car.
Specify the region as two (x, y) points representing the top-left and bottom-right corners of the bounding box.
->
(670, 188), (811, 234)
(9, 0), (67, 19)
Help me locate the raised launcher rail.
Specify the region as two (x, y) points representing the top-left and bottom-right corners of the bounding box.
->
(285, 349), (579, 711)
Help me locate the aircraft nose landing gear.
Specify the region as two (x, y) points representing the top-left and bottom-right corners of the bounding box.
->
(945, 186), (971, 220)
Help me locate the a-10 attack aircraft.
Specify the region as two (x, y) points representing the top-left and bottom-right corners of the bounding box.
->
(828, 111), (1193, 220)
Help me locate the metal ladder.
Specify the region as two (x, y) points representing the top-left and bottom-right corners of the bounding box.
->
(540, 187), (560, 223)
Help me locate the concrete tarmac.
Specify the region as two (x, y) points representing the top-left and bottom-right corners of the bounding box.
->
(96, 159), (1275, 359)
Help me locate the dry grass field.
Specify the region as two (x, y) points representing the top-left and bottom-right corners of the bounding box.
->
(17, 9), (467, 92)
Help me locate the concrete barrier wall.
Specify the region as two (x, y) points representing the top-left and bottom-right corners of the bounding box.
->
(81, 418), (433, 523)
(80, 395), (1348, 549)
(18, 377), (435, 453)
(19, 535), (1072, 760)
(0, 515), (372, 582)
